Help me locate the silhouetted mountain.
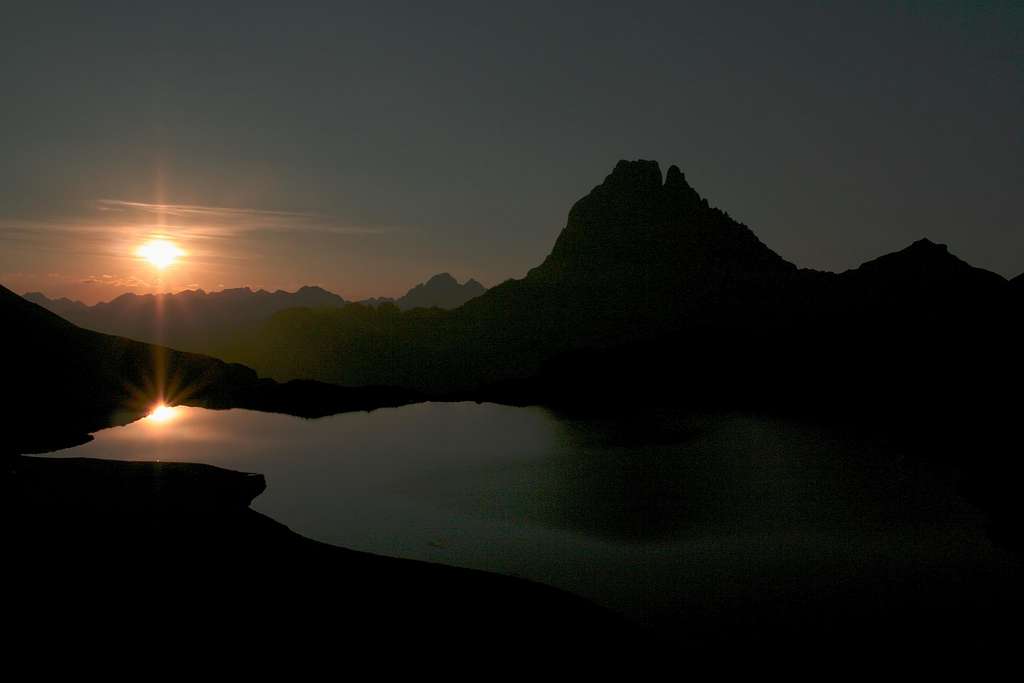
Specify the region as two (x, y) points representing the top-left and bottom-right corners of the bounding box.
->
(220, 161), (812, 388)
(394, 272), (486, 310)
(224, 161), (1020, 395)
(1012, 272), (1024, 294)
(23, 291), (90, 319)
(1, 284), (416, 454)
(355, 273), (486, 310)
(211, 160), (1022, 547)
(357, 296), (396, 307)
(23, 285), (348, 353)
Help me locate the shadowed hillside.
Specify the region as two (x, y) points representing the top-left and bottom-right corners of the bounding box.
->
(1, 284), (417, 454)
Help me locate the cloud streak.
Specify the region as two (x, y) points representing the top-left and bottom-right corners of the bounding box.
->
(93, 199), (393, 238)
(80, 273), (154, 289)
(0, 199), (396, 260)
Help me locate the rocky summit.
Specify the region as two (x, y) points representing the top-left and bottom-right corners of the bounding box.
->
(528, 159), (795, 288)
(395, 272), (486, 310)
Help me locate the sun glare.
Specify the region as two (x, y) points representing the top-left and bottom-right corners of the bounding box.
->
(147, 404), (177, 423)
(137, 239), (184, 269)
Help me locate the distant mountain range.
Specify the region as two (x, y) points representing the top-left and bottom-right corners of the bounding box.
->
(24, 273), (486, 353)
(22, 285), (346, 353)
(361, 273), (486, 311)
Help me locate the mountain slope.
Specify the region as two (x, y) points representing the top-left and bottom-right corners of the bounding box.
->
(1, 284), (415, 454)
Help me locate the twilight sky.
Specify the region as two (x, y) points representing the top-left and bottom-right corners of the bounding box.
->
(1, 1), (1021, 303)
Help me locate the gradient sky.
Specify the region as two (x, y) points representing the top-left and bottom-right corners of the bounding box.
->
(2, 1), (1021, 303)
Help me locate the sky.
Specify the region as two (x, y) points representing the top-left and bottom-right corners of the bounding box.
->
(1, 1), (1021, 303)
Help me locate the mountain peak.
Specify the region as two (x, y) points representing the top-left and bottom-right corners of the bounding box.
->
(395, 273), (487, 310)
(844, 237), (1009, 296)
(426, 273), (458, 286)
(531, 159), (794, 284)
(851, 239), (958, 274)
(23, 291), (51, 304)
(664, 163), (703, 206)
(296, 285), (331, 295)
(663, 164), (685, 187)
(603, 159), (663, 191)
(906, 238), (948, 254)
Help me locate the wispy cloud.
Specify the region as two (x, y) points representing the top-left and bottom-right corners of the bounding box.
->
(93, 199), (393, 238)
(0, 200), (396, 257)
(0, 218), (135, 255)
(96, 199), (314, 220)
(80, 273), (154, 288)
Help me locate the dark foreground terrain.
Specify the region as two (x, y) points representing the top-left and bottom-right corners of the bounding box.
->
(6, 448), (1020, 666)
(3, 454), (644, 659)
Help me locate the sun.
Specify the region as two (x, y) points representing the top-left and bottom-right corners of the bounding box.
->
(137, 239), (185, 269)
(147, 403), (177, 423)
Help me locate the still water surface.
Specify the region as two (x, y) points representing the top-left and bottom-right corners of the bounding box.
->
(52, 401), (1008, 633)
